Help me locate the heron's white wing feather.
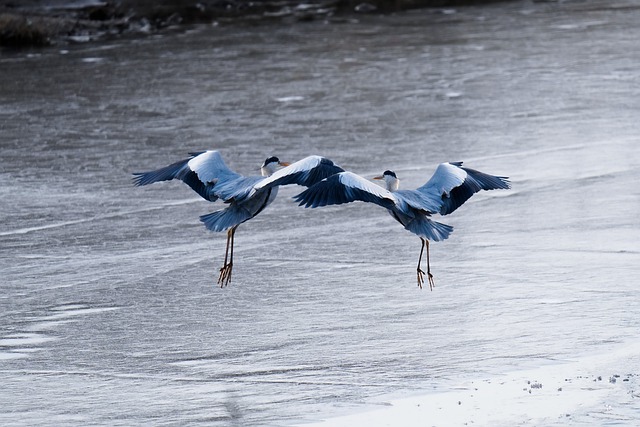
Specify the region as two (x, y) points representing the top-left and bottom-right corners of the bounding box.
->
(416, 162), (510, 215)
(419, 163), (468, 197)
(339, 172), (395, 201)
(412, 162), (468, 212)
(255, 155), (324, 190)
(295, 171), (396, 209)
(187, 150), (242, 185)
(262, 155), (344, 189)
(244, 155), (344, 199)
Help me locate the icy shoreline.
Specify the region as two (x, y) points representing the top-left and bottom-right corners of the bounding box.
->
(298, 342), (640, 426)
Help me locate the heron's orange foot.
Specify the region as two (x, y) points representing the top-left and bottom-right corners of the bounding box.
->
(218, 263), (233, 288)
(427, 272), (435, 291)
(417, 268), (425, 290)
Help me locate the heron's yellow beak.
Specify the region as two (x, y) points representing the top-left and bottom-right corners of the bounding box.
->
(373, 175), (383, 180)
(279, 161), (291, 167)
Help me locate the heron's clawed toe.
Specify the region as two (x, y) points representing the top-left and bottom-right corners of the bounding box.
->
(417, 268), (435, 291)
(417, 268), (425, 290)
(217, 263), (233, 287)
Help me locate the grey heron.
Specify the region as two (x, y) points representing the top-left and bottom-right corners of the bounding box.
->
(294, 162), (511, 290)
(133, 151), (343, 286)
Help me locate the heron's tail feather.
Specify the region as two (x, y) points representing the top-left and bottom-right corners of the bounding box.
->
(200, 206), (251, 232)
(405, 217), (453, 242)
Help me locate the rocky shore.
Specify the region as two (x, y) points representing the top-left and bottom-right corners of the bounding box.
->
(0, 0), (512, 48)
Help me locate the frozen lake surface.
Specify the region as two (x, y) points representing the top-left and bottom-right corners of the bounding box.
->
(1, 1), (639, 425)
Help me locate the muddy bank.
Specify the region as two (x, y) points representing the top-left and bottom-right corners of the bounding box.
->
(0, 0), (513, 48)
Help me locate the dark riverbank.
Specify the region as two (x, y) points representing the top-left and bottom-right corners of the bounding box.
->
(0, 0), (513, 48)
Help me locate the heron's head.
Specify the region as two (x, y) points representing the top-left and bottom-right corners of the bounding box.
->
(373, 170), (399, 192)
(261, 156), (290, 176)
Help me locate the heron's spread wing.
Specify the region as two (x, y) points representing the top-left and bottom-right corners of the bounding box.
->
(132, 151), (246, 202)
(186, 150), (266, 202)
(187, 150), (242, 185)
(133, 156), (194, 187)
(416, 162), (511, 215)
(214, 175), (264, 202)
(132, 152), (218, 201)
(294, 171), (396, 209)
(246, 156), (345, 198)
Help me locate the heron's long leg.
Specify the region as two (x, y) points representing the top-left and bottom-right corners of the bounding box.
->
(218, 226), (236, 287)
(223, 229), (231, 265)
(416, 238), (426, 289)
(217, 229), (232, 286)
(425, 239), (435, 291)
(228, 226), (235, 281)
(416, 238), (435, 291)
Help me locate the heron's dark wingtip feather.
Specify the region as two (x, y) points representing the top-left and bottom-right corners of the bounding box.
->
(461, 167), (511, 191)
(302, 159), (345, 187)
(476, 173), (511, 191)
(132, 169), (173, 187)
(131, 157), (221, 202)
(131, 158), (191, 186)
(293, 175), (335, 208)
(498, 176), (512, 190)
(131, 172), (146, 186)
(293, 188), (314, 208)
(440, 168), (511, 215)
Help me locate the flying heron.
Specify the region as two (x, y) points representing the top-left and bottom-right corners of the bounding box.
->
(294, 162), (510, 289)
(133, 151), (343, 286)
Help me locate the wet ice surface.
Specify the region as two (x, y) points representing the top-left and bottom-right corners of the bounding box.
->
(1, 1), (640, 425)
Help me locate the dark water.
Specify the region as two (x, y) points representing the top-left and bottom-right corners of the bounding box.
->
(1, 1), (639, 425)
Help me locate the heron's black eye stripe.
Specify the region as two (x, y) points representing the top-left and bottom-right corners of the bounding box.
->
(263, 156), (280, 167)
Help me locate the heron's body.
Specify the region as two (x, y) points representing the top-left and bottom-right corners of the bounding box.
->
(199, 185), (278, 232)
(295, 162), (510, 289)
(134, 152), (343, 286)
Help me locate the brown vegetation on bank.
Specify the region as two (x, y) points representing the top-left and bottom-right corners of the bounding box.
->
(0, 0), (512, 48)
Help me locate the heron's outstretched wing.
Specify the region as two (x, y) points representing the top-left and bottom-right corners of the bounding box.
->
(132, 151), (217, 201)
(294, 171), (396, 209)
(416, 162), (511, 215)
(132, 150), (248, 202)
(186, 150), (243, 186)
(238, 156), (344, 202)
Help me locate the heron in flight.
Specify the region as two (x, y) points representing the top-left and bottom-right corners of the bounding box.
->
(294, 162), (510, 290)
(133, 151), (343, 286)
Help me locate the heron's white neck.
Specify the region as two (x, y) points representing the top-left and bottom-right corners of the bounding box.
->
(383, 175), (400, 192)
(261, 163), (278, 177)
